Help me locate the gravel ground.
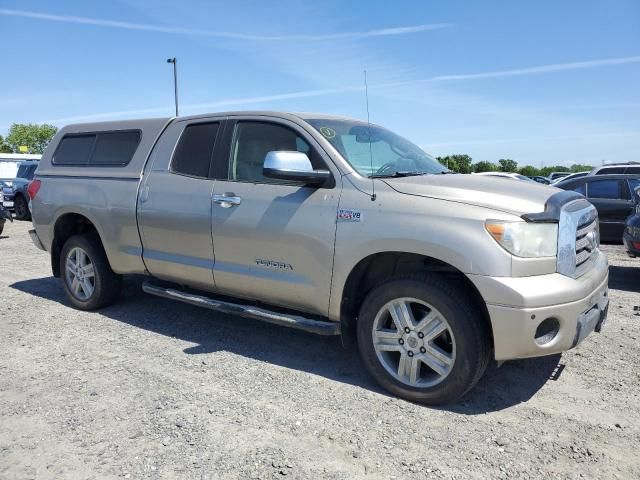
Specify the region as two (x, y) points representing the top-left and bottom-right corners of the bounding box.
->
(1, 220), (639, 479)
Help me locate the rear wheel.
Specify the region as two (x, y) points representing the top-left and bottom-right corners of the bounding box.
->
(60, 233), (121, 310)
(357, 276), (491, 405)
(14, 195), (31, 221)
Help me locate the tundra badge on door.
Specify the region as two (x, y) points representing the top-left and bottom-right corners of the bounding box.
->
(255, 258), (294, 271)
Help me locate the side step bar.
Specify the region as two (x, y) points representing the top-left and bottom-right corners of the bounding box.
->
(142, 282), (341, 336)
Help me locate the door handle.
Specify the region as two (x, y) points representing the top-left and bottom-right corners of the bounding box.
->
(213, 193), (242, 208)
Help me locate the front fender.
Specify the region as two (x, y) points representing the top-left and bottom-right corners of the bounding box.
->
(327, 185), (517, 321)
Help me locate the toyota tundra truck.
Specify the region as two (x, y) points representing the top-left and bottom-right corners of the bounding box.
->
(28, 112), (609, 405)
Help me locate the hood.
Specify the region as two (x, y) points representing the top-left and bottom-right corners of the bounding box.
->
(384, 174), (559, 217)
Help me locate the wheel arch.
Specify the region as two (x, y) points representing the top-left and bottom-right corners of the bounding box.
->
(51, 212), (109, 277)
(338, 251), (493, 348)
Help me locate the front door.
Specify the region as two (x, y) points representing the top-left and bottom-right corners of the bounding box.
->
(210, 117), (341, 316)
(138, 119), (222, 290)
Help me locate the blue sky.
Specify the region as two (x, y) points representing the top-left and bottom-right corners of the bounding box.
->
(0, 0), (639, 166)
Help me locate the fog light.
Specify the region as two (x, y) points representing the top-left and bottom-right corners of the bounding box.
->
(535, 317), (560, 345)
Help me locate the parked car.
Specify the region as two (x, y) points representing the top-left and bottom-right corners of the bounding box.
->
(551, 171), (589, 185)
(548, 172), (571, 182)
(529, 176), (551, 185)
(588, 162), (640, 176)
(28, 111), (609, 405)
(623, 186), (640, 257)
(556, 174), (640, 242)
(473, 172), (536, 182)
(2, 160), (39, 220)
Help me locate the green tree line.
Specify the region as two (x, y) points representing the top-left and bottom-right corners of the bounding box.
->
(436, 154), (593, 177)
(0, 123), (58, 154)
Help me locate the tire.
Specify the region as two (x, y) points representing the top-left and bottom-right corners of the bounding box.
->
(0, 221), (4, 236)
(357, 275), (491, 405)
(14, 195), (31, 221)
(60, 233), (122, 310)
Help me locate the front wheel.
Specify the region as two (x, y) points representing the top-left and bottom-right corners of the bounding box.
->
(357, 276), (491, 405)
(60, 233), (121, 310)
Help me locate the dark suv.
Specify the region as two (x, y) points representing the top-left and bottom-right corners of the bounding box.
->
(2, 160), (39, 220)
(556, 174), (640, 242)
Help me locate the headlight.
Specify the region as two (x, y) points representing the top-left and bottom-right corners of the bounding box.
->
(485, 220), (558, 258)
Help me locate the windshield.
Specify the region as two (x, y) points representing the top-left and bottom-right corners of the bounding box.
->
(17, 164), (36, 180)
(306, 119), (448, 177)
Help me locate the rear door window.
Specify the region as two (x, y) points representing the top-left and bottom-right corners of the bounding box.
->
(587, 179), (622, 199)
(171, 122), (220, 178)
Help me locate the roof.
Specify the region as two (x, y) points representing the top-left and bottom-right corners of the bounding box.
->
(558, 173), (640, 183)
(176, 110), (362, 123)
(61, 111), (365, 131)
(596, 162), (640, 166)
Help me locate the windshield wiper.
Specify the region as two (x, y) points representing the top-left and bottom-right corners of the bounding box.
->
(369, 171), (428, 178)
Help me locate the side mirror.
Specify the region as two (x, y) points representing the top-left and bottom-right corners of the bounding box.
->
(263, 151), (331, 187)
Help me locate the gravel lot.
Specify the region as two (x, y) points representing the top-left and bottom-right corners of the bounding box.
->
(1, 220), (639, 479)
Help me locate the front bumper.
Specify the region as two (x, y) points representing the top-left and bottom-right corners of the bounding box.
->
(469, 250), (609, 360)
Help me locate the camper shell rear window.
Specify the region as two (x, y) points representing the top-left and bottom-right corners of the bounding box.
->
(52, 130), (141, 166)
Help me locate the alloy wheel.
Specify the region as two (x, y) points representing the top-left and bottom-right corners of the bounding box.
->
(65, 247), (96, 301)
(371, 297), (456, 388)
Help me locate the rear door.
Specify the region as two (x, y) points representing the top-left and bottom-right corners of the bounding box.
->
(208, 116), (341, 316)
(137, 117), (223, 290)
(586, 178), (632, 241)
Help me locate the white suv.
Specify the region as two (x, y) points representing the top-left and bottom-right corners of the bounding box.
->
(589, 163), (640, 175)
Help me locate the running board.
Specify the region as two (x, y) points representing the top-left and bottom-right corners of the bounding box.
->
(142, 282), (341, 336)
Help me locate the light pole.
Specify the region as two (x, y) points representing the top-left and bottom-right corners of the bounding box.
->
(166, 57), (179, 116)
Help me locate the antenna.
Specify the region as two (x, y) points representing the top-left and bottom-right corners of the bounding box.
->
(364, 70), (376, 201)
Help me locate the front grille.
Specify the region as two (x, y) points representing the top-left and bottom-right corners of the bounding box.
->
(574, 217), (598, 276)
(557, 201), (598, 278)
